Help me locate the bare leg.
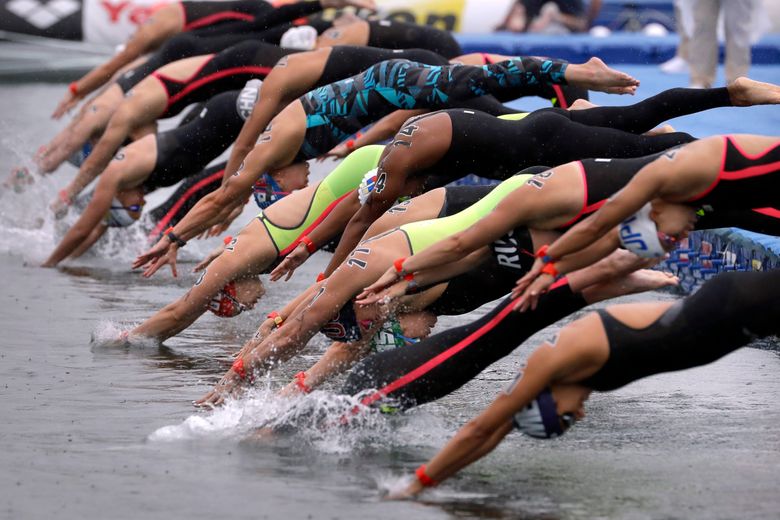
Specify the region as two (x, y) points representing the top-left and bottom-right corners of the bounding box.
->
(582, 270), (679, 303)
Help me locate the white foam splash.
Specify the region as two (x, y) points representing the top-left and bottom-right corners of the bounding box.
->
(375, 473), (416, 499)
(90, 320), (159, 348)
(0, 173), (216, 266)
(148, 386), (405, 452)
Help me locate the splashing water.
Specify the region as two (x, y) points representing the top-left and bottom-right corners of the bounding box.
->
(90, 319), (159, 348)
(148, 384), (454, 456)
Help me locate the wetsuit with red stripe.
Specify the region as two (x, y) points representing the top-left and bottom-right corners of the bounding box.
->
(687, 136), (780, 211)
(342, 281), (586, 409)
(116, 19), (333, 93)
(148, 162), (225, 241)
(179, 0), (324, 33)
(151, 40), (295, 117)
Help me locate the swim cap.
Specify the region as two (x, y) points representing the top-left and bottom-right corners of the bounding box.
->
(321, 304), (362, 342)
(208, 281), (247, 318)
(236, 79), (262, 120)
(67, 141), (93, 168)
(104, 198), (141, 228)
(253, 173), (288, 209)
(358, 168), (378, 205)
(512, 387), (575, 439)
(618, 203), (666, 258)
(280, 26), (317, 50)
(370, 317), (418, 352)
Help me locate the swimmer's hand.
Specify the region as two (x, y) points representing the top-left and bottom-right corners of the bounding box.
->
(356, 278), (408, 306)
(52, 91), (79, 120)
(318, 142), (351, 161)
(194, 367), (246, 407)
(512, 258), (555, 312)
(193, 243), (226, 273)
(356, 266), (401, 302)
(269, 242), (310, 282)
(384, 479), (424, 500)
(50, 190), (71, 220)
(206, 205), (243, 238)
(132, 239), (179, 278)
(320, 0), (377, 12)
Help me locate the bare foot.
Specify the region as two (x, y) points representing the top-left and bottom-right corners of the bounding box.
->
(621, 269), (679, 293)
(583, 269), (678, 302)
(727, 77), (780, 106)
(568, 98), (598, 111)
(643, 124), (676, 136)
(568, 57), (640, 95)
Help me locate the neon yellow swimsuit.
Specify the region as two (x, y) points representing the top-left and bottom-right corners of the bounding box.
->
(258, 145), (384, 253)
(400, 173), (533, 253)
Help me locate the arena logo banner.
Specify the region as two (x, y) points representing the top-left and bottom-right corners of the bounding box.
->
(1, 0), (83, 39)
(82, 0), (175, 45)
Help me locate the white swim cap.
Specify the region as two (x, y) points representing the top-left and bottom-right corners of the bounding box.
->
(236, 79), (262, 120)
(358, 168), (378, 206)
(280, 26), (318, 51)
(513, 387), (575, 439)
(618, 203), (667, 258)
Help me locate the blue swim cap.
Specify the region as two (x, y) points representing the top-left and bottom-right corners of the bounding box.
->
(253, 173), (289, 209)
(512, 387), (576, 439)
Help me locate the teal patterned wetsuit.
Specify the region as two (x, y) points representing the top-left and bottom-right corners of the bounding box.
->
(296, 57), (568, 159)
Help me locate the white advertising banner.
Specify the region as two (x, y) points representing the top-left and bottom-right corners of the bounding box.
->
(82, 0), (176, 45)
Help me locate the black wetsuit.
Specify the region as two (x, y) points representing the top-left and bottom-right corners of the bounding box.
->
(145, 40), (294, 117)
(178, 0), (324, 32)
(342, 281), (588, 409)
(143, 87), (255, 192)
(696, 207), (780, 236)
(147, 162), (226, 241)
(117, 1), (329, 92)
(319, 46), (450, 83)
(417, 89), (738, 186)
(581, 270), (780, 392)
(366, 20), (462, 58)
(687, 136), (780, 211)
